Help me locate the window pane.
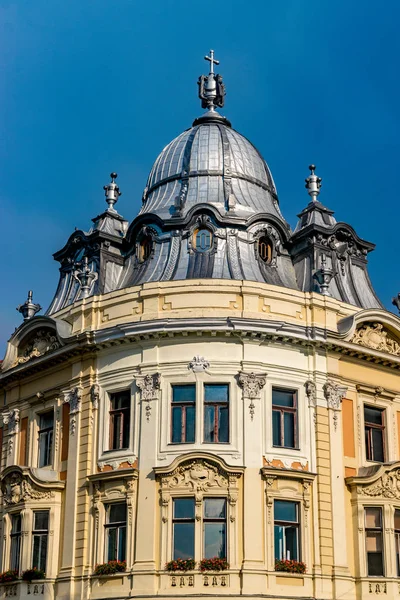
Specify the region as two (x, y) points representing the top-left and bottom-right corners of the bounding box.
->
(185, 406), (195, 443)
(367, 551), (384, 576)
(111, 392), (130, 410)
(285, 526), (299, 560)
(204, 405), (215, 442)
(122, 412), (130, 448)
(10, 536), (20, 571)
(34, 512), (49, 531)
(204, 498), (226, 519)
(364, 406), (383, 425)
(366, 531), (383, 552)
(173, 522), (195, 559)
(218, 406), (229, 442)
(274, 525), (284, 560)
(174, 498), (195, 519)
(272, 389), (294, 407)
(32, 534), (47, 571)
(172, 406), (182, 443)
(283, 412), (295, 448)
(365, 507), (382, 528)
(275, 500), (297, 523)
(173, 385), (196, 403)
(372, 428), (384, 462)
(204, 522), (226, 558)
(204, 385), (229, 403)
(111, 414), (122, 450)
(109, 504), (127, 523)
(107, 528), (117, 561)
(118, 526), (126, 562)
(40, 411), (54, 429)
(272, 410), (281, 446)
(196, 229), (212, 252)
(395, 509), (400, 531)
(12, 514), (21, 533)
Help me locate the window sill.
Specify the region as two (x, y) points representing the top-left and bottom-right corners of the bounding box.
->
(91, 572), (127, 580)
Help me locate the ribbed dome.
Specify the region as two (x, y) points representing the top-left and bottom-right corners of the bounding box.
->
(140, 121), (285, 222)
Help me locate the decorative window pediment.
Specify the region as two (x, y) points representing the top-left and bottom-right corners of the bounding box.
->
(0, 467), (64, 507)
(350, 322), (400, 357)
(346, 461), (400, 500)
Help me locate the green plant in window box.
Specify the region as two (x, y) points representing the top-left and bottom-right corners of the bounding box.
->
(0, 570), (19, 583)
(21, 568), (46, 582)
(274, 559), (306, 574)
(165, 558), (196, 572)
(93, 561), (126, 576)
(199, 557), (229, 572)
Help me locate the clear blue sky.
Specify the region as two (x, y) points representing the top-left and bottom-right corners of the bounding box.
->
(1, 0), (399, 353)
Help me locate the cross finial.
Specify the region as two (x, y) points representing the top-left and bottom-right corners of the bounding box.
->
(205, 50), (219, 75)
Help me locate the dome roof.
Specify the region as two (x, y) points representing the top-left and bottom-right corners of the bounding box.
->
(140, 121), (286, 223)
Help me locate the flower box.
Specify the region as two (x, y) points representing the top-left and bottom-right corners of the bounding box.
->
(275, 559), (306, 574)
(93, 561), (126, 576)
(199, 557), (229, 572)
(21, 568), (45, 582)
(0, 570), (19, 583)
(165, 559), (196, 572)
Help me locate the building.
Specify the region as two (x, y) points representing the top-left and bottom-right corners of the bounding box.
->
(0, 50), (400, 600)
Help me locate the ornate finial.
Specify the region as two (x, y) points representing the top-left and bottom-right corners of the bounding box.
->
(73, 256), (98, 298)
(313, 253), (335, 296)
(103, 172), (121, 212)
(16, 290), (42, 321)
(305, 164), (322, 202)
(392, 294), (400, 313)
(198, 49), (225, 113)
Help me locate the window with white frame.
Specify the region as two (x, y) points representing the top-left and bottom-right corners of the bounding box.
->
(365, 507), (384, 576)
(109, 391), (131, 451)
(32, 511), (49, 572)
(272, 388), (298, 449)
(105, 503), (127, 562)
(364, 405), (385, 462)
(171, 385), (196, 443)
(38, 411), (54, 468)
(10, 513), (22, 572)
(274, 500), (300, 561)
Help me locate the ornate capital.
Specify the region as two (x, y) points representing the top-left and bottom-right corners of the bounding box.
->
(64, 386), (83, 414)
(136, 373), (161, 421)
(304, 380), (316, 407)
(2, 409), (20, 435)
(323, 380), (347, 431)
(90, 383), (100, 410)
(238, 372), (267, 420)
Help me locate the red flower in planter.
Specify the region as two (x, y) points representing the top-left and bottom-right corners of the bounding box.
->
(275, 559), (306, 574)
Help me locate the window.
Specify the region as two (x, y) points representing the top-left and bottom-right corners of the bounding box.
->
(364, 406), (385, 462)
(139, 235), (152, 262)
(258, 236), (273, 264)
(274, 500), (300, 561)
(32, 511), (49, 572)
(395, 509), (400, 576)
(10, 514), (21, 572)
(109, 391), (130, 450)
(38, 411), (54, 468)
(204, 384), (229, 443)
(272, 389), (297, 449)
(173, 498), (195, 559)
(365, 507), (384, 576)
(105, 504), (126, 562)
(171, 385), (196, 443)
(203, 498), (226, 559)
(194, 228), (212, 252)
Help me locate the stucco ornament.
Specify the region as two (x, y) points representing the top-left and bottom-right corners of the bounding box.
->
(357, 468), (400, 499)
(13, 330), (60, 367)
(323, 380), (347, 431)
(350, 322), (400, 356)
(304, 380), (317, 407)
(90, 383), (100, 410)
(1, 472), (54, 505)
(238, 372), (267, 420)
(2, 409), (20, 435)
(188, 356), (210, 372)
(63, 386), (83, 435)
(136, 373), (161, 422)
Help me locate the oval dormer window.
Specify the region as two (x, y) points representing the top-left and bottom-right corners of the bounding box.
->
(258, 236), (273, 264)
(194, 228), (212, 253)
(139, 235), (153, 262)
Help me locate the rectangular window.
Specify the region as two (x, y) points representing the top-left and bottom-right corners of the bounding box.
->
(395, 509), (400, 576)
(173, 498), (195, 560)
(365, 507), (384, 576)
(364, 406), (385, 462)
(171, 385), (196, 443)
(272, 388), (297, 449)
(274, 500), (300, 561)
(10, 514), (21, 572)
(105, 503), (127, 562)
(109, 391), (130, 450)
(38, 411), (54, 468)
(32, 511), (49, 572)
(204, 384), (229, 443)
(203, 498), (226, 559)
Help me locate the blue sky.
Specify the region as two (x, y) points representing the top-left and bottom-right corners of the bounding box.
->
(1, 0), (399, 352)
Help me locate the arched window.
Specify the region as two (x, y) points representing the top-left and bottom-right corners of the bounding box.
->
(139, 235), (153, 262)
(258, 236), (273, 264)
(194, 228), (212, 253)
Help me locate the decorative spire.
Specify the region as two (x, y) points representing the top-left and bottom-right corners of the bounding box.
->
(16, 290), (42, 321)
(305, 164), (322, 202)
(198, 49), (225, 112)
(313, 253), (335, 296)
(103, 172), (121, 212)
(73, 256), (98, 299)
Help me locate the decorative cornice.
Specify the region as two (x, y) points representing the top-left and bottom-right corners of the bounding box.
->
(355, 383), (396, 401)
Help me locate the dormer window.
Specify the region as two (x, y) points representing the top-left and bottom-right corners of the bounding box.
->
(194, 228), (212, 252)
(139, 235), (153, 262)
(258, 236), (273, 264)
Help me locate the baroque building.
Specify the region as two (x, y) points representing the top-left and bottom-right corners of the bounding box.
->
(1, 50), (400, 600)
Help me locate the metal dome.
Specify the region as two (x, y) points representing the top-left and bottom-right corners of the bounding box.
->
(140, 121), (285, 222)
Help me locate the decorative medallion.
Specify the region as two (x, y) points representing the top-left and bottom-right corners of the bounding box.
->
(188, 356), (210, 372)
(350, 322), (400, 357)
(13, 330), (60, 367)
(1, 472), (55, 505)
(357, 468), (400, 500)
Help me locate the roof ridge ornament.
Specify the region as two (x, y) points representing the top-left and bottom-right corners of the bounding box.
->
(198, 49), (226, 113)
(305, 164), (322, 203)
(103, 172), (121, 212)
(16, 290), (42, 321)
